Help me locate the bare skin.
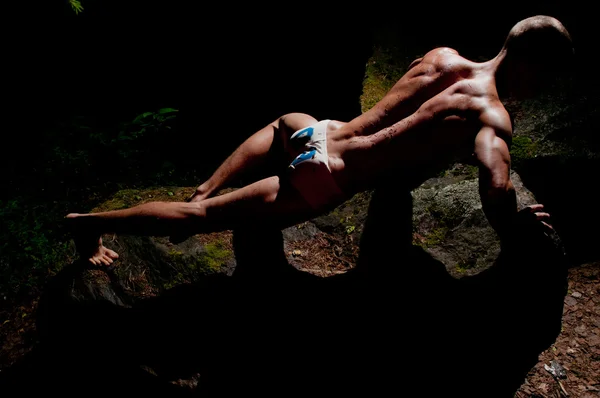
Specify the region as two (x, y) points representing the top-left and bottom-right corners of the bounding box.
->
(67, 16), (572, 266)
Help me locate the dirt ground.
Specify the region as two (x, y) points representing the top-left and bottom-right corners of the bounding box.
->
(516, 262), (600, 397)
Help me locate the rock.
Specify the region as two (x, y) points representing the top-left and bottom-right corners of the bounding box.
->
(63, 187), (371, 306)
(588, 334), (600, 347)
(565, 296), (577, 307)
(537, 383), (548, 393)
(575, 324), (587, 336)
(282, 222), (320, 242)
(411, 169), (537, 277)
(68, 232), (236, 306)
(544, 360), (567, 379)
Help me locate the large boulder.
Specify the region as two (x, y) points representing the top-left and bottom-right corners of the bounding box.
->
(63, 167), (545, 305)
(412, 167), (537, 277)
(62, 187), (372, 306)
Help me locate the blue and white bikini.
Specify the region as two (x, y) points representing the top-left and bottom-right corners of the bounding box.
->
(287, 119), (345, 209)
(289, 119), (332, 171)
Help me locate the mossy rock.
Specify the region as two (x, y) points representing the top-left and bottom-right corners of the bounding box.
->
(412, 170), (536, 278)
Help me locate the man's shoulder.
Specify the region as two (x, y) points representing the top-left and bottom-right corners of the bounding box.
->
(480, 104), (512, 141)
(426, 47), (459, 56)
(411, 47), (460, 64)
(420, 47), (468, 72)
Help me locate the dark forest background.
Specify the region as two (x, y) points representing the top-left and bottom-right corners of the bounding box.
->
(0, 1), (598, 397)
(1, 0), (595, 315)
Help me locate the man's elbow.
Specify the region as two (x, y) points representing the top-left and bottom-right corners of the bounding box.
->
(492, 177), (514, 193)
(482, 177), (515, 200)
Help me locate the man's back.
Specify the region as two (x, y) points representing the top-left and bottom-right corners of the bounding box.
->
(332, 47), (512, 193)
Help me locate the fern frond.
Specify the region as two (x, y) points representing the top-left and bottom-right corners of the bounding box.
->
(69, 0), (84, 14)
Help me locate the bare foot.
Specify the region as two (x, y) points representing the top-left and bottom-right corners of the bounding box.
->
(86, 236), (120, 267)
(66, 213), (119, 267)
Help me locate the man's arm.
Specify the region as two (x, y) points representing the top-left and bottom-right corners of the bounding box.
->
(474, 126), (517, 240)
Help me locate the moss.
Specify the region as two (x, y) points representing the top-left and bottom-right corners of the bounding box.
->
(455, 262), (467, 273)
(93, 189), (141, 212)
(163, 272), (186, 291)
(169, 249), (184, 258)
(92, 187), (190, 213)
(168, 240), (232, 275)
(442, 163), (479, 180)
(414, 226), (449, 248)
(455, 258), (477, 273)
(194, 242), (232, 272)
(160, 242), (231, 290)
(510, 135), (538, 167)
(462, 165), (479, 180)
(361, 46), (409, 112)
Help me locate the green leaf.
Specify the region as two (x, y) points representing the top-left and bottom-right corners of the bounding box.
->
(158, 108), (178, 114)
(167, 192), (174, 196)
(132, 112), (154, 124)
(69, 0), (84, 14)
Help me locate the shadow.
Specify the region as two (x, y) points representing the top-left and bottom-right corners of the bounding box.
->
(516, 156), (600, 266)
(349, 185), (569, 396)
(0, 185), (568, 397)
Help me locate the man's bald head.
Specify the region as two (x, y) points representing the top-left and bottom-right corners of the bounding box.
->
(503, 15), (574, 69)
(497, 15), (574, 98)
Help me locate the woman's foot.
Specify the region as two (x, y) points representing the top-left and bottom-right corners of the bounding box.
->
(66, 213), (119, 267)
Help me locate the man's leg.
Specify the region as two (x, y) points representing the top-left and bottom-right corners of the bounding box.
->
(67, 175), (326, 266)
(188, 113), (318, 202)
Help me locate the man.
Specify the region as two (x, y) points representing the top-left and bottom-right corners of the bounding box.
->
(66, 15), (573, 267)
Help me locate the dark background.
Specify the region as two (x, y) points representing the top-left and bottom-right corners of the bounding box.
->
(1, 0), (597, 300)
(4, 0), (592, 175)
(0, 1), (597, 395)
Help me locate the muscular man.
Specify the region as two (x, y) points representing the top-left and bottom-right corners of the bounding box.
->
(67, 15), (573, 266)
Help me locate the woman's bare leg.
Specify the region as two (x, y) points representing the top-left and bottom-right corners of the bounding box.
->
(188, 113), (318, 202)
(67, 176), (323, 266)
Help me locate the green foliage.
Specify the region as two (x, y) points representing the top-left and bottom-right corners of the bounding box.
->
(455, 257), (477, 273)
(46, 108), (180, 188)
(361, 45), (409, 112)
(69, 0), (84, 14)
(0, 198), (72, 297)
(196, 242), (231, 272)
(414, 226), (449, 249)
(162, 241), (232, 290)
(0, 108), (181, 301)
(510, 135), (538, 168)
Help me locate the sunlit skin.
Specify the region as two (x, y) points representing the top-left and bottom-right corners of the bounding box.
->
(66, 16), (573, 267)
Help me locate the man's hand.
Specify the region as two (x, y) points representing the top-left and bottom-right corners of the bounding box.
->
(514, 203), (554, 234)
(499, 203), (557, 252)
